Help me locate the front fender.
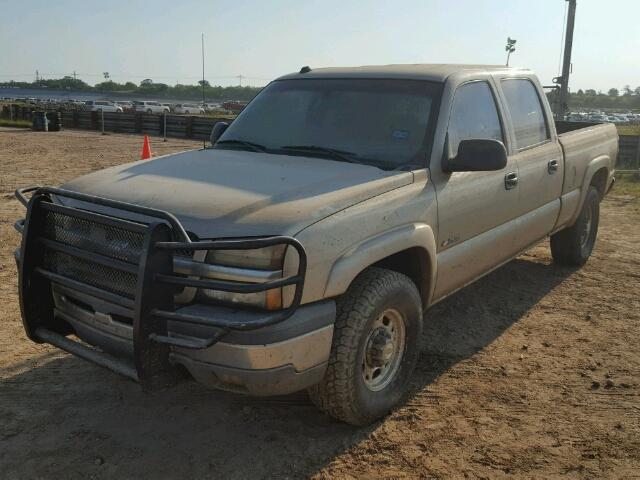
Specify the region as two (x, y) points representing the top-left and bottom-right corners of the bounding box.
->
(323, 223), (437, 304)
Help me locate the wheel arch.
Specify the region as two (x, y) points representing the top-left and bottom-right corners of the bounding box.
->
(323, 223), (437, 311)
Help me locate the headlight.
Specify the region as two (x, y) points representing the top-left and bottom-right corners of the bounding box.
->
(198, 245), (286, 310)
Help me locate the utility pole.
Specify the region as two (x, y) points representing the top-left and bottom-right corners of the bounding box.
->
(73, 70), (77, 82)
(35, 70), (39, 83)
(554, 0), (577, 118)
(237, 74), (244, 87)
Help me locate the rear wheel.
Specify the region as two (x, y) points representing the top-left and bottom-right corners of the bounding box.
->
(308, 267), (423, 425)
(550, 186), (600, 266)
(146, 109), (152, 114)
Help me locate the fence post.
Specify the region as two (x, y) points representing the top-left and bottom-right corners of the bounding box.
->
(101, 110), (105, 135)
(186, 116), (193, 138)
(163, 112), (167, 142)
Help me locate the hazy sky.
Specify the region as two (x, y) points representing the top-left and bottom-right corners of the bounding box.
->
(1, 0), (638, 91)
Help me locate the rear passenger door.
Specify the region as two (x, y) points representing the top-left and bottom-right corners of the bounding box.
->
(497, 78), (563, 248)
(432, 80), (520, 300)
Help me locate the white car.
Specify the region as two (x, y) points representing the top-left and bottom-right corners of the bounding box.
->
(203, 102), (222, 112)
(135, 101), (170, 114)
(85, 101), (123, 113)
(173, 103), (205, 115)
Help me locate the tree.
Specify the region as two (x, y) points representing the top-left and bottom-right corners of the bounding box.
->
(576, 89), (584, 96)
(608, 88), (619, 97)
(585, 89), (597, 96)
(198, 79), (211, 87)
(103, 72), (110, 80)
(140, 79), (153, 87)
(635, 86), (640, 95)
(623, 85), (633, 96)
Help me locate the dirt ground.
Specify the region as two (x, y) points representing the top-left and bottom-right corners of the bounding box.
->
(1, 128), (639, 479)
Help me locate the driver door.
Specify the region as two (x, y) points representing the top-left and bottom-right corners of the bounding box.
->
(431, 80), (520, 300)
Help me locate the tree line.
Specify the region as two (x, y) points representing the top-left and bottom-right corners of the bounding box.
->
(567, 85), (640, 110)
(0, 76), (263, 101)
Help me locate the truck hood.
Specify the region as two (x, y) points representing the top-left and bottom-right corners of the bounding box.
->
(60, 148), (414, 238)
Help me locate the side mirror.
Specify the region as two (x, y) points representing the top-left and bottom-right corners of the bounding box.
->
(445, 139), (507, 172)
(210, 121), (229, 146)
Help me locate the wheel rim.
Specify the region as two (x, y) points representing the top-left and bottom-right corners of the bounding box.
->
(361, 308), (406, 392)
(579, 200), (596, 252)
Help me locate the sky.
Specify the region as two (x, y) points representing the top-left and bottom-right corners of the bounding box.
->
(1, 0), (639, 91)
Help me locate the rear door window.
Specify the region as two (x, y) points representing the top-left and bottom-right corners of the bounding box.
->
(501, 79), (550, 149)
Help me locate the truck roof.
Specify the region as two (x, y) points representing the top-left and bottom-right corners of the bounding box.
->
(278, 64), (532, 83)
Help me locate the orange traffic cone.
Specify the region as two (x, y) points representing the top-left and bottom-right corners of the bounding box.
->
(141, 135), (152, 160)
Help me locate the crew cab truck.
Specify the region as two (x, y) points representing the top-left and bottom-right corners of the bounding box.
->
(14, 64), (617, 426)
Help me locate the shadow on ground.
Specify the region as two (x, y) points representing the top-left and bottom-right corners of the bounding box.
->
(0, 254), (575, 479)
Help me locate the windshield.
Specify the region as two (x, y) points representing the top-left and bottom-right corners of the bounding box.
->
(215, 78), (441, 169)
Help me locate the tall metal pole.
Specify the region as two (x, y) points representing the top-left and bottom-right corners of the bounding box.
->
(201, 33), (206, 149)
(557, 0), (577, 118)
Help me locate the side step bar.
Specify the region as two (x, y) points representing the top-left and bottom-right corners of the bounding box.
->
(35, 327), (139, 382)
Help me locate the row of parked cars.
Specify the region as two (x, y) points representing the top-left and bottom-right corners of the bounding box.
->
(1, 97), (242, 115)
(85, 100), (216, 115)
(565, 111), (640, 124)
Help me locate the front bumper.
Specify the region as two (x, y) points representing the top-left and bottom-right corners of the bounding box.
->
(52, 284), (335, 395)
(14, 186), (327, 394)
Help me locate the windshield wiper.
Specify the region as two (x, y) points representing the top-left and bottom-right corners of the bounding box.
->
(215, 139), (267, 153)
(279, 145), (366, 165)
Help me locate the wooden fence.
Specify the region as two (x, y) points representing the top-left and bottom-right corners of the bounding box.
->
(2, 105), (227, 141)
(618, 135), (640, 172)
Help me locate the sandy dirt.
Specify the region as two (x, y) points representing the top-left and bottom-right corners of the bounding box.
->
(1, 128), (639, 479)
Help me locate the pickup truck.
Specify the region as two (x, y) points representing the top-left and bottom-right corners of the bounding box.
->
(14, 64), (617, 426)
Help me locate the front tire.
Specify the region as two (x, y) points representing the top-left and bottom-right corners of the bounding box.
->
(308, 267), (423, 426)
(550, 186), (600, 266)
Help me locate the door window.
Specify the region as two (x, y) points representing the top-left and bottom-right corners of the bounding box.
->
(447, 81), (503, 158)
(501, 79), (550, 149)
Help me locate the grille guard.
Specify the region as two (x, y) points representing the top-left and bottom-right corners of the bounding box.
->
(15, 186), (307, 390)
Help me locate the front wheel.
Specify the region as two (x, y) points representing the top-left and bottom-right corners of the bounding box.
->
(308, 267), (423, 426)
(146, 109), (152, 114)
(550, 186), (600, 266)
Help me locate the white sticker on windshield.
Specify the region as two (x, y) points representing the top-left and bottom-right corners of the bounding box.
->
(392, 130), (409, 139)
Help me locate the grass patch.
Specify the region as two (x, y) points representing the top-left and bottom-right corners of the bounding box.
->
(617, 125), (640, 136)
(613, 176), (640, 196)
(0, 118), (31, 128)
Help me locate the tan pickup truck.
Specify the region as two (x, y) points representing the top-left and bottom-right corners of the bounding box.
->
(15, 64), (617, 425)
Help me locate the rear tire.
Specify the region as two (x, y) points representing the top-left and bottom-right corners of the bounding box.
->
(308, 267), (423, 426)
(550, 186), (600, 266)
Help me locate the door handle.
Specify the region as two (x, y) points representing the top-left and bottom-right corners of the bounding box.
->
(504, 171), (518, 190)
(548, 159), (559, 173)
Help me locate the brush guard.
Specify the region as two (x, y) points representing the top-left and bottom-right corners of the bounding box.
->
(14, 186), (307, 390)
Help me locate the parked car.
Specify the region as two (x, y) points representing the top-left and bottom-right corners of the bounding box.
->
(114, 101), (133, 110)
(203, 103), (222, 112)
(13, 64), (617, 426)
(84, 100), (123, 113)
(222, 100), (247, 113)
(174, 103), (205, 115)
(588, 113), (607, 122)
(134, 101), (170, 114)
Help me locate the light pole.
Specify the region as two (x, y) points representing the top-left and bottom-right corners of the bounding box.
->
(505, 37), (517, 66)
